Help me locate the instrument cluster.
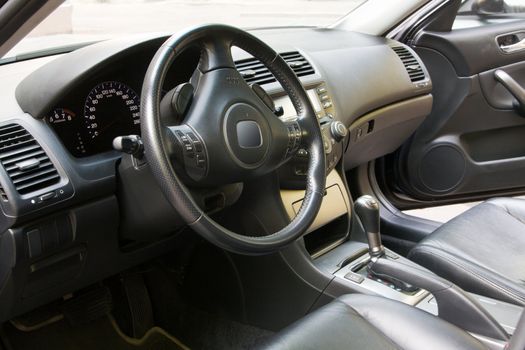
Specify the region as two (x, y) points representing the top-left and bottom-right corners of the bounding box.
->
(45, 47), (199, 157)
(47, 81), (141, 157)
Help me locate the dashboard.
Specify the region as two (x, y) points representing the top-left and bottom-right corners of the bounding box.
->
(11, 30), (433, 165)
(0, 26), (433, 322)
(42, 46), (199, 157)
(1, 28), (433, 205)
(1, 28), (433, 215)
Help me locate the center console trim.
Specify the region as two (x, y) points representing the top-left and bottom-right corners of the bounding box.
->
(280, 170), (350, 237)
(332, 246), (430, 306)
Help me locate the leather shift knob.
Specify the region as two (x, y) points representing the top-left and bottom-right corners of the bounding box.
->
(355, 195), (384, 257)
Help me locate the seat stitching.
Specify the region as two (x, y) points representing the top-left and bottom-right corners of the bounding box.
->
(485, 200), (525, 226)
(411, 246), (525, 304)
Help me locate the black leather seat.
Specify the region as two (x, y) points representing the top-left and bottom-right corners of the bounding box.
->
(409, 198), (525, 306)
(263, 294), (488, 350)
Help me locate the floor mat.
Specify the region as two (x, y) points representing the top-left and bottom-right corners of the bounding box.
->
(2, 315), (188, 350)
(156, 304), (273, 350)
(145, 265), (274, 350)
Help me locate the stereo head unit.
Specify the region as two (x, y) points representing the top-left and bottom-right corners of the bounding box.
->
(272, 83), (335, 120)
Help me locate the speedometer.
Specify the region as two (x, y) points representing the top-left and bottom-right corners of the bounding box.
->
(83, 81), (140, 152)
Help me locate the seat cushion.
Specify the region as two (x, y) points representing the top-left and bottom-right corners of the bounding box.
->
(262, 294), (487, 350)
(409, 198), (525, 306)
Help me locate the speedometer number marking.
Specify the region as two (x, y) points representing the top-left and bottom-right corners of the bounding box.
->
(83, 81), (141, 142)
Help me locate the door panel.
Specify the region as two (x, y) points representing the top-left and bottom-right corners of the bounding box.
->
(416, 21), (525, 76)
(479, 60), (525, 109)
(387, 20), (525, 204)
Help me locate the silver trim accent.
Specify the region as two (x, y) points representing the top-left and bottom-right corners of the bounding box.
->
(496, 31), (525, 54)
(501, 41), (525, 53)
(334, 251), (429, 306)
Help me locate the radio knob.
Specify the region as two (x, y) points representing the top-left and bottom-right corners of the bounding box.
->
(330, 121), (348, 142)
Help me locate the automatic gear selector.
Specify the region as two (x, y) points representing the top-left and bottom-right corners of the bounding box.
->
(354, 195), (417, 293)
(354, 195), (384, 258)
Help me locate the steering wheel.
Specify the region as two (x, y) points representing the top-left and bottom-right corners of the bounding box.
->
(141, 24), (326, 254)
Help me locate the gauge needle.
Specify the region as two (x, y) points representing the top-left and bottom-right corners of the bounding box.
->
(92, 119), (119, 139)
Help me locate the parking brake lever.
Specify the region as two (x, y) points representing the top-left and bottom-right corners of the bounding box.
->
(494, 69), (525, 116)
(370, 258), (509, 341)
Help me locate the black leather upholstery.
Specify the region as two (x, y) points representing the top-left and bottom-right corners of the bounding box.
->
(409, 198), (525, 306)
(263, 294), (487, 350)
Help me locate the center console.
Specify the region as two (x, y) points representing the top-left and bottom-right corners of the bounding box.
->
(310, 194), (523, 350)
(270, 82), (522, 349)
(322, 244), (522, 349)
(274, 82), (346, 189)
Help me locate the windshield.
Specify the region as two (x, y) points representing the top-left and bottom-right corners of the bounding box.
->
(4, 0), (367, 59)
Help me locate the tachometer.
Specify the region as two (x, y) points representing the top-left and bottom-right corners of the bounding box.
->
(83, 81), (140, 152)
(48, 107), (75, 124)
(47, 108), (87, 156)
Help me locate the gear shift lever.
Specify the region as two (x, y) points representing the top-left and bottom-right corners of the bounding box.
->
(355, 195), (418, 293)
(354, 195), (384, 258)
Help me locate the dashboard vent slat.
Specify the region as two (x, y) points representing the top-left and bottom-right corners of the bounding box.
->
(392, 46), (426, 83)
(0, 123), (60, 197)
(235, 51), (315, 85)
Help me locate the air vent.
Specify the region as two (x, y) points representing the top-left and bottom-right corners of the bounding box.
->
(392, 46), (426, 83)
(235, 51), (315, 86)
(0, 123), (60, 196)
(281, 52), (316, 77)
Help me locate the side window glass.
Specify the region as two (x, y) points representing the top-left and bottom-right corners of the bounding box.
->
(455, 0), (525, 29)
(458, 0), (525, 15)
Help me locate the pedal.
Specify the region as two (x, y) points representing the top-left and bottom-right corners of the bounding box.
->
(61, 285), (112, 326)
(10, 302), (63, 332)
(121, 273), (154, 338)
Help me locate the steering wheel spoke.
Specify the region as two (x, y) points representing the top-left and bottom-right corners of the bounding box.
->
(198, 33), (235, 73)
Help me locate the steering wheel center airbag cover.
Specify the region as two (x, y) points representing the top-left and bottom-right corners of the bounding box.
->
(224, 103), (270, 167)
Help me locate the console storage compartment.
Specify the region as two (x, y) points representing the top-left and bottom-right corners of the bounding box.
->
(280, 170), (351, 256)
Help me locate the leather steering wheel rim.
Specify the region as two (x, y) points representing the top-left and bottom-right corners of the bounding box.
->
(141, 24), (326, 255)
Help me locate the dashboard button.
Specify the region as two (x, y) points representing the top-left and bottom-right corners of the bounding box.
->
(344, 272), (364, 284)
(330, 121), (348, 142)
(194, 142), (203, 152)
(187, 132), (198, 142)
(196, 154), (206, 168)
(385, 250), (400, 260)
(39, 192), (56, 202)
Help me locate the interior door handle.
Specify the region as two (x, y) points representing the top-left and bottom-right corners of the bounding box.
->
(500, 38), (525, 54)
(494, 69), (525, 116)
